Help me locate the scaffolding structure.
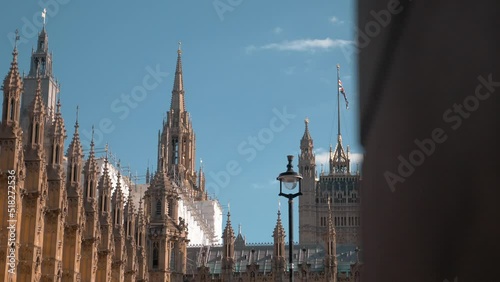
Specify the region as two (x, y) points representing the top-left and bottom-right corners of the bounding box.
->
(171, 169), (218, 245)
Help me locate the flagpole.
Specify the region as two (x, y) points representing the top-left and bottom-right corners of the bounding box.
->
(337, 64), (341, 138)
(336, 64), (341, 169)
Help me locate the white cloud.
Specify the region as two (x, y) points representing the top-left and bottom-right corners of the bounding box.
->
(330, 16), (345, 24)
(246, 38), (353, 53)
(273, 27), (283, 34)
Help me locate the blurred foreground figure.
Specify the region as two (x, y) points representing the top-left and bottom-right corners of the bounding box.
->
(358, 1), (500, 281)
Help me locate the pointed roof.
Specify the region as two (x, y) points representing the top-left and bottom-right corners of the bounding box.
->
(330, 134), (350, 174)
(137, 196), (145, 225)
(98, 154), (113, 193)
(301, 118), (312, 141)
(223, 211), (235, 241)
(170, 42), (185, 113)
(234, 224), (246, 248)
(67, 106), (83, 157)
(52, 97), (66, 138)
(3, 40), (23, 93)
(36, 26), (49, 53)
(125, 185), (135, 215)
(300, 118), (314, 154)
(84, 126), (98, 173)
(30, 73), (46, 117)
(273, 209), (286, 238)
(112, 162), (125, 204)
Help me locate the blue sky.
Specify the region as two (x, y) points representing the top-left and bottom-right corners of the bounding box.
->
(1, 0), (360, 243)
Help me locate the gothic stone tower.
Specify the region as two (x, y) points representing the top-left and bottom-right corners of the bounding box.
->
(135, 198), (148, 282)
(144, 45), (191, 282)
(80, 132), (101, 281)
(61, 112), (85, 282)
(124, 187), (137, 282)
(17, 74), (48, 282)
(319, 131), (361, 245)
(158, 44), (206, 201)
(21, 26), (59, 133)
(96, 156), (114, 281)
(0, 41), (25, 282)
(298, 118), (317, 244)
(111, 167), (126, 281)
(271, 209), (286, 282)
(41, 98), (67, 282)
(221, 212), (235, 282)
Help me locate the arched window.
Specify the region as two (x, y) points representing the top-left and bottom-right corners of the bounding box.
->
(89, 180), (94, 198)
(34, 123), (40, 144)
(72, 165), (77, 182)
(10, 99), (15, 120)
(116, 209), (120, 225)
(55, 145), (60, 164)
(152, 247), (159, 269)
(156, 200), (161, 216)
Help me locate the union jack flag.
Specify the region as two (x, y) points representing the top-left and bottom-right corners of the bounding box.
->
(338, 79), (349, 109)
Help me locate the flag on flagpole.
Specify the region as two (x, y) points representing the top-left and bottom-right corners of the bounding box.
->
(42, 9), (47, 24)
(338, 79), (349, 109)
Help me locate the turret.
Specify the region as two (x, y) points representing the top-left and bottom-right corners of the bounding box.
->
(124, 186), (137, 282)
(272, 206), (286, 280)
(62, 108), (86, 281)
(111, 163), (126, 281)
(298, 118), (318, 245)
(221, 211), (235, 281)
(96, 153), (114, 281)
(1, 35), (23, 128)
(324, 198), (337, 282)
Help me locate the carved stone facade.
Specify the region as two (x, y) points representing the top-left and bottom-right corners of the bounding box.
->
(299, 119), (362, 246)
(0, 26), (362, 282)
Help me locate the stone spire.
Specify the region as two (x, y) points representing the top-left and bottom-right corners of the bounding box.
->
(160, 44), (197, 183)
(223, 211), (235, 242)
(97, 152), (114, 282)
(273, 206), (287, 279)
(80, 126), (100, 282)
(21, 24), (59, 133)
(298, 118), (317, 245)
(222, 210), (235, 280)
(48, 97), (66, 165)
(83, 126), (98, 203)
(62, 106), (85, 281)
(273, 208), (286, 240)
(1, 32), (23, 127)
(324, 197), (338, 281)
(27, 72), (46, 148)
(301, 118), (312, 143)
(41, 94), (67, 281)
(66, 107), (82, 163)
(98, 153), (113, 220)
(124, 185), (137, 282)
(111, 162), (126, 281)
(135, 196), (147, 282)
(171, 41), (185, 113)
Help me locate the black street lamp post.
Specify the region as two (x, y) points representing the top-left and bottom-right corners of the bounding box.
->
(277, 155), (302, 282)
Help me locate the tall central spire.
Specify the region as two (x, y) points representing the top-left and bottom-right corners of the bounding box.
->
(170, 41), (185, 113)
